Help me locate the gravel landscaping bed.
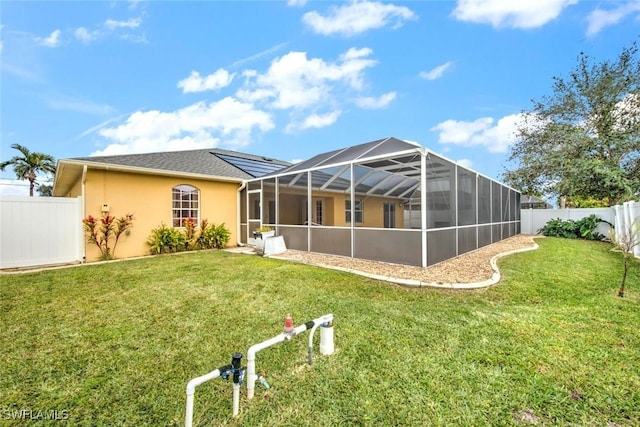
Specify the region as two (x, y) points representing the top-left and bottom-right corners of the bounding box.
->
(273, 234), (540, 285)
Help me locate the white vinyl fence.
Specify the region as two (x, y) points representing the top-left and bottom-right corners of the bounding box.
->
(520, 207), (615, 236)
(613, 201), (640, 258)
(0, 196), (84, 269)
(521, 201), (639, 258)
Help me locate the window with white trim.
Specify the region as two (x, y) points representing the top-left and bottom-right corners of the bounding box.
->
(172, 185), (199, 227)
(345, 199), (363, 224)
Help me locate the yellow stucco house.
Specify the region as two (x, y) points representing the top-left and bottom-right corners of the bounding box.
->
(53, 137), (521, 266)
(53, 148), (289, 262)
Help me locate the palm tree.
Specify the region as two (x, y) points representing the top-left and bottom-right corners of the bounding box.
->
(0, 144), (57, 196)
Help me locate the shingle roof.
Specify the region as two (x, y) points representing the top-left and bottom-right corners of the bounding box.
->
(72, 148), (291, 179)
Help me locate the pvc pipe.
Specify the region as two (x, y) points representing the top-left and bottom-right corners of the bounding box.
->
(185, 366), (230, 427)
(233, 384), (241, 417)
(319, 322), (335, 355)
(307, 322), (321, 365)
(246, 314), (333, 400)
(246, 333), (287, 400)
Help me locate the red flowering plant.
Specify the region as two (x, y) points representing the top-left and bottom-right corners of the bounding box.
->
(183, 217), (197, 250)
(83, 213), (135, 260)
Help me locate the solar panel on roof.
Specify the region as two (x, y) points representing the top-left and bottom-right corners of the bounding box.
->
(215, 153), (286, 178)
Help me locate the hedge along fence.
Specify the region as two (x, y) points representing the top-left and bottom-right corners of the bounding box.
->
(613, 201), (640, 258)
(521, 207), (614, 236)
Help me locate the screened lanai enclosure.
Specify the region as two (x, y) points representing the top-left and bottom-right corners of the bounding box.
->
(240, 137), (520, 268)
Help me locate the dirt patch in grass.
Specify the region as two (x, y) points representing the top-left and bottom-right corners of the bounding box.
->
(274, 234), (540, 285)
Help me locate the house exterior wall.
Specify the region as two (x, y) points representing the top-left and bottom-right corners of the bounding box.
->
(263, 188), (404, 228)
(82, 169), (240, 261)
(66, 177), (83, 198)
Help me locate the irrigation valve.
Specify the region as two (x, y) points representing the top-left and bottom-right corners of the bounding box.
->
(284, 315), (294, 336)
(231, 352), (245, 385)
(257, 370), (270, 390)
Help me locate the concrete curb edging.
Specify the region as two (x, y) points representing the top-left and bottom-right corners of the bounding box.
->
(271, 240), (540, 290)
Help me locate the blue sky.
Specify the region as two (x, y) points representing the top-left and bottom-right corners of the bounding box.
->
(1, 0), (639, 196)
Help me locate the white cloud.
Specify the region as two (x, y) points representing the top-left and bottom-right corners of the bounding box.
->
(419, 61), (453, 80)
(74, 27), (99, 44)
(0, 62), (41, 81)
(128, 0), (145, 9)
(94, 97), (274, 155)
(73, 17), (143, 44)
(120, 33), (148, 44)
(430, 113), (524, 153)
(104, 18), (142, 30)
(38, 29), (61, 47)
(287, 0), (307, 6)
(44, 95), (116, 115)
(452, 0), (577, 29)
(71, 112), (133, 142)
(303, 1), (417, 36)
(355, 91), (396, 109)
(178, 69), (236, 93)
(285, 110), (342, 133)
(586, 1), (640, 37)
(238, 48), (377, 110)
(230, 42), (289, 68)
(302, 110), (342, 129)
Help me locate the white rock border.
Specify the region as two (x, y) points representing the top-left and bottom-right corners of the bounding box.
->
(272, 240), (540, 290)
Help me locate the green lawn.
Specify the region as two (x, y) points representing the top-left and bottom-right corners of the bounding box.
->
(1, 238), (638, 426)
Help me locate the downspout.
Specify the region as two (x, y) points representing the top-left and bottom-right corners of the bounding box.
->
(81, 164), (87, 263)
(237, 181), (247, 246)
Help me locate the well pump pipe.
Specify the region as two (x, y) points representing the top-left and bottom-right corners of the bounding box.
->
(185, 364), (232, 427)
(230, 353), (244, 417)
(307, 322), (321, 365)
(246, 313), (334, 400)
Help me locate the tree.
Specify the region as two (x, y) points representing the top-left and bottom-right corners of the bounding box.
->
(504, 42), (640, 206)
(0, 144), (57, 197)
(609, 221), (640, 298)
(36, 184), (53, 197)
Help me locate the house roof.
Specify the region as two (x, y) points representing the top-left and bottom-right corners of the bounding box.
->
(53, 148), (290, 196)
(72, 148), (289, 179)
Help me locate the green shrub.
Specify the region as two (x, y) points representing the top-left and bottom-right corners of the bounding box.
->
(146, 224), (186, 254)
(197, 221), (231, 249)
(147, 220), (231, 255)
(538, 214), (608, 240)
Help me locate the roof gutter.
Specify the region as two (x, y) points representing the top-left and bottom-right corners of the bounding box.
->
(59, 159), (246, 184)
